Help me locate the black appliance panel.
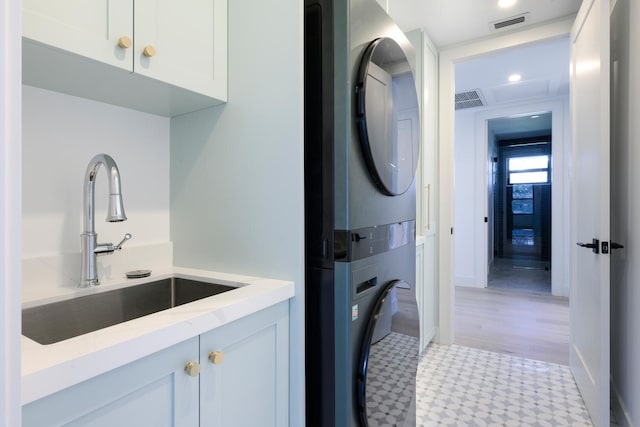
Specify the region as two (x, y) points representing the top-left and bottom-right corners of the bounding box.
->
(304, 0), (337, 424)
(335, 220), (416, 262)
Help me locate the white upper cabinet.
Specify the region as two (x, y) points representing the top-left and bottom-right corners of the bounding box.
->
(134, 0), (226, 100)
(23, 0), (133, 70)
(22, 0), (227, 116)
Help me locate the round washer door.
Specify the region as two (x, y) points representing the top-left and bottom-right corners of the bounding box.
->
(355, 37), (421, 196)
(356, 280), (420, 426)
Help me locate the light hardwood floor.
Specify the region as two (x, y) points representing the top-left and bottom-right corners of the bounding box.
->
(455, 286), (570, 365)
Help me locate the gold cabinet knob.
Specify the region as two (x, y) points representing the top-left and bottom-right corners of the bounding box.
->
(208, 350), (224, 365)
(117, 36), (132, 49)
(142, 45), (156, 58)
(184, 361), (201, 377)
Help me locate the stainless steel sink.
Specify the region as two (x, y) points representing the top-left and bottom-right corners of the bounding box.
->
(22, 278), (236, 345)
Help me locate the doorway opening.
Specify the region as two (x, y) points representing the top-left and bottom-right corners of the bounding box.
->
(455, 108), (567, 364)
(451, 36), (570, 364)
(489, 116), (552, 295)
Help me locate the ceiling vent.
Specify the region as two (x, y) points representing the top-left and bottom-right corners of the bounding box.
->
(455, 89), (486, 110)
(491, 12), (529, 31)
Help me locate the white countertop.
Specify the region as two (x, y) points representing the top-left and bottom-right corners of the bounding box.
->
(21, 267), (295, 405)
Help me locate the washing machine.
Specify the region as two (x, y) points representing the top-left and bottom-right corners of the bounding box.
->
(305, 0), (421, 425)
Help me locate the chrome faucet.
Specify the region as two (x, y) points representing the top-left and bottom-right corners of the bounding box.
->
(80, 154), (132, 287)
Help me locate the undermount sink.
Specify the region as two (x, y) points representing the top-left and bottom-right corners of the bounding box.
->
(22, 278), (236, 345)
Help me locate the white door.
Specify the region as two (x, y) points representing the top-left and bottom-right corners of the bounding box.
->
(570, 0), (610, 426)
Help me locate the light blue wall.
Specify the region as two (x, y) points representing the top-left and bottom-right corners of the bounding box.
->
(22, 85), (171, 258)
(454, 108), (477, 286)
(169, 0), (304, 424)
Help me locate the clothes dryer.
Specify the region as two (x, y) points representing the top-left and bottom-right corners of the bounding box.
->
(304, 0), (421, 425)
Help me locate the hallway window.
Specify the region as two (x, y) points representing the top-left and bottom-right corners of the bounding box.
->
(512, 199), (533, 214)
(512, 184), (534, 214)
(512, 228), (534, 246)
(508, 155), (549, 184)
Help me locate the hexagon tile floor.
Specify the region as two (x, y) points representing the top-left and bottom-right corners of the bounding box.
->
(414, 344), (600, 426)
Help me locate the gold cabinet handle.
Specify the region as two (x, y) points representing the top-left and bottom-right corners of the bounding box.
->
(142, 45), (156, 58)
(184, 361), (201, 377)
(208, 350), (224, 365)
(117, 36), (132, 49)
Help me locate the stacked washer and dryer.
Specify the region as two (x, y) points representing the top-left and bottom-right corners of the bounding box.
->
(304, 0), (422, 426)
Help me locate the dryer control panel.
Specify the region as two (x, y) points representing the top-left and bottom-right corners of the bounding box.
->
(335, 220), (415, 262)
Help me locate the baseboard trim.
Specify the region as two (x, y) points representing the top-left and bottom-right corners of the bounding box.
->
(611, 379), (633, 427)
(455, 276), (482, 288)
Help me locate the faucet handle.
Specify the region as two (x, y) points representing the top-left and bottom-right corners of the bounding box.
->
(114, 233), (132, 250)
(94, 233), (132, 255)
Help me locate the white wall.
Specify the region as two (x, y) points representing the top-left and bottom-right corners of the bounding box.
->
(169, 0), (304, 424)
(22, 86), (171, 259)
(454, 108), (477, 286)
(1, 0), (22, 423)
(610, 0), (640, 424)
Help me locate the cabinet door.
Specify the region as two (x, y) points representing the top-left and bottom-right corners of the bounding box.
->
(422, 236), (437, 344)
(415, 242), (425, 351)
(22, 0), (133, 70)
(134, 0), (227, 100)
(22, 337), (199, 427)
(200, 302), (289, 427)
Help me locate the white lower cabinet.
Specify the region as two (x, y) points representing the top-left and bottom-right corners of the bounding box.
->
(22, 337), (200, 426)
(422, 236), (437, 346)
(416, 237), (437, 353)
(22, 302), (289, 427)
(200, 302), (289, 426)
(416, 241), (425, 351)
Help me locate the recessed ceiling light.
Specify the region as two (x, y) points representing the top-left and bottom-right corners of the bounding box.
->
(530, 115), (540, 119)
(508, 73), (522, 83)
(498, 0), (517, 8)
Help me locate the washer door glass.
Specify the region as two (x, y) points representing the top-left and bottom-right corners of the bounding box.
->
(355, 37), (420, 196)
(357, 280), (420, 426)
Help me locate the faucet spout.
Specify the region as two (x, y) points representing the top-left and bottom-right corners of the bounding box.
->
(80, 154), (129, 287)
(83, 153), (127, 233)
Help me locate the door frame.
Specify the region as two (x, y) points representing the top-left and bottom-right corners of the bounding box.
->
(1, 0), (23, 424)
(437, 17), (575, 344)
(473, 100), (569, 297)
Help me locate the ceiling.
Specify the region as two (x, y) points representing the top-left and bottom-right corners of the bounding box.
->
(455, 35), (571, 108)
(488, 112), (552, 139)
(385, 0), (581, 135)
(387, 0), (582, 48)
